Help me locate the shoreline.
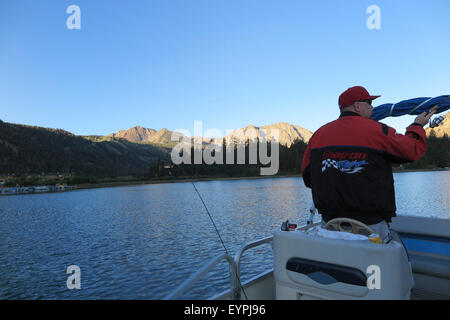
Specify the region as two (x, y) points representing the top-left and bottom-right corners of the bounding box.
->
(75, 168), (448, 191)
(75, 174), (303, 191)
(2, 168), (448, 194)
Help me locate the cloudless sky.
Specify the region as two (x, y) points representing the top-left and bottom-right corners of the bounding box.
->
(1, 0), (449, 136)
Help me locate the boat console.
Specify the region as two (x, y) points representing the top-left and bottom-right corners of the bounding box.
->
(273, 220), (414, 299)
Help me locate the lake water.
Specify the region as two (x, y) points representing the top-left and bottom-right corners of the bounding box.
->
(0, 171), (449, 299)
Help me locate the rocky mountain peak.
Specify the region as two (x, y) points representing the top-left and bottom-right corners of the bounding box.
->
(108, 122), (313, 148)
(225, 122), (313, 147)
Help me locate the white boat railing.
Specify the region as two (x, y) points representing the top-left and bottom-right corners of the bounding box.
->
(233, 236), (273, 300)
(163, 236), (274, 300)
(163, 253), (237, 300)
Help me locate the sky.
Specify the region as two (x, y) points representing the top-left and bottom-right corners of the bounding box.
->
(1, 0), (449, 137)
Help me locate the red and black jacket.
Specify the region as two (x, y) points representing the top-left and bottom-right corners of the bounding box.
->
(301, 112), (427, 225)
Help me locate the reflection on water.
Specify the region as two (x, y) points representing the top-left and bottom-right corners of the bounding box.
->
(0, 171), (448, 299)
(394, 171), (450, 219)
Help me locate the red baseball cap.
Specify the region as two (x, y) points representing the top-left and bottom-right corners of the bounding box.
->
(338, 86), (381, 109)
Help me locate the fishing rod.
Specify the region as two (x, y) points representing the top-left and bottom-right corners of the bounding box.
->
(191, 182), (249, 300)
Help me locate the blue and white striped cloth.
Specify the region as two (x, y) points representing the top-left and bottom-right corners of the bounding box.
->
(372, 95), (450, 121)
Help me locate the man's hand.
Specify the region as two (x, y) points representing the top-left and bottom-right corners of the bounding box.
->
(414, 106), (438, 127)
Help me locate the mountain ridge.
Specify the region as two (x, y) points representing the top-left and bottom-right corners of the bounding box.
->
(0, 114), (448, 177)
(107, 122), (314, 147)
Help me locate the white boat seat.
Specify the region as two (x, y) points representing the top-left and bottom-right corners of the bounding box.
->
(274, 226), (413, 299)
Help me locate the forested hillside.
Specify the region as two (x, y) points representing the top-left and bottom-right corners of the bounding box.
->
(0, 120), (170, 177)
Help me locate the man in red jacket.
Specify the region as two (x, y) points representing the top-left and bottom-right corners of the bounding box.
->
(301, 86), (436, 241)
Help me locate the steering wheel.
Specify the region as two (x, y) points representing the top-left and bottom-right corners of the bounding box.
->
(324, 218), (374, 236)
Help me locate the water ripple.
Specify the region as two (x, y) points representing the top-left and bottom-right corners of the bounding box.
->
(0, 172), (448, 299)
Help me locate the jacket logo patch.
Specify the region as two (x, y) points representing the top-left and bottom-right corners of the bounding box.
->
(322, 159), (368, 174)
(322, 151), (368, 161)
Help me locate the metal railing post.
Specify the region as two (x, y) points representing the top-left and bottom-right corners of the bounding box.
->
(164, 253), (237, 300)
(164, 236), (274, 300)
(233, 236), (273, 300)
